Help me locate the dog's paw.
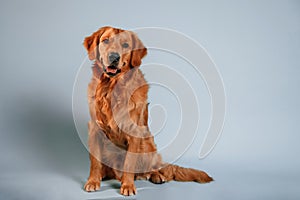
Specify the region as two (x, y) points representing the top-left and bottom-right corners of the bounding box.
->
(120, 183), (136, 196)
(150, 172), (166, 184)
(84, 179), (100, 192)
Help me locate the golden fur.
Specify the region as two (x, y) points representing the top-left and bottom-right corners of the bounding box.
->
(83, 26), (213, 196)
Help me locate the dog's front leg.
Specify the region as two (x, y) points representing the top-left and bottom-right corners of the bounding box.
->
(84, 121), (102, 192)
(120, 137), (139, 196)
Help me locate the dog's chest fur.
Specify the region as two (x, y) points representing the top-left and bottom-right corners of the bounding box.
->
(90, 68), (150, 147)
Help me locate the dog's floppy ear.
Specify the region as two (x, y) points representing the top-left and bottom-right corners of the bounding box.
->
(130, 32), (147, 67)
(83, 27), (108, 60)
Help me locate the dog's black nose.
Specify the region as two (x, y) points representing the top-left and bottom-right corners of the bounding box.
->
(108, 52), (120, 63)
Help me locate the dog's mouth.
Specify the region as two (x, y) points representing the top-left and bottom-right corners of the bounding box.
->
(101, 58), (121, 76)
(106, 65), (119, 74)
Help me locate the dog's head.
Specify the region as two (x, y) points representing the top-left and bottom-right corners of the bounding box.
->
(84, 26), (147, 77)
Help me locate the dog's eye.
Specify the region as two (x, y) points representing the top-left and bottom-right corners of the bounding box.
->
(122, 42), (129, 48)
(103, 39), (109, 44)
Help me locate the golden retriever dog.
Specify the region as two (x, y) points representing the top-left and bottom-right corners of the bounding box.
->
(83, 26), (213, 196)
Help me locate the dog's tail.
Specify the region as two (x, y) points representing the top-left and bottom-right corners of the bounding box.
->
(150, 163), (213, 184)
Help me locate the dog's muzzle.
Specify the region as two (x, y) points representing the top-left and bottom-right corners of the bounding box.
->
(101, 52), (121, 76)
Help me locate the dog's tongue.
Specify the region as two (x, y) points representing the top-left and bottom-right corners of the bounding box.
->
(106, 67), (117, 74)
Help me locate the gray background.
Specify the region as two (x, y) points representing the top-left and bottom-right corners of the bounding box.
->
(0, 0), (299, 199)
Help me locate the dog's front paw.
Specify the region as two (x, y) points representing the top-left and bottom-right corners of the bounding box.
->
(84, 179), (100, 192)
(120, 183), (136, 196)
